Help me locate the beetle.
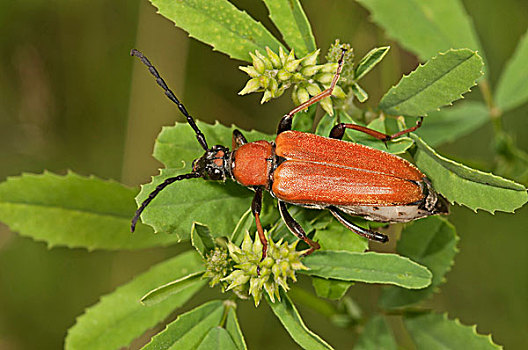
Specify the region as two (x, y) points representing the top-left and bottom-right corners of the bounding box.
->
(130, 48), (449, 258)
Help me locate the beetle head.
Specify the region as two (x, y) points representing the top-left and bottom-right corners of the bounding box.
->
(192, 145), (231, 181)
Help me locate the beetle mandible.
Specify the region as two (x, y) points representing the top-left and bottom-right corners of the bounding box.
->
(130, 48), (449, 258)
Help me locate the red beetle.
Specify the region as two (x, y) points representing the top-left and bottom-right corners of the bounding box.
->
(130, 49), (448, 258)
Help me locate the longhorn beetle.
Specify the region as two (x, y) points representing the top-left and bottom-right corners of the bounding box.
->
(130, 48), (449, 258)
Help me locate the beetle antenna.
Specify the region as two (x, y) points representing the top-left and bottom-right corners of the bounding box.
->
(130, 49), (209, 151)
(131, 172), (202, 232)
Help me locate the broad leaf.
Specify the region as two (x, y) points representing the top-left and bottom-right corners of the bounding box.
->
(354, 315), (397, 350)
(404, 313), (502, 349)
(0, 172), (181, 250)
(191, 222), (216, 257)
(267, 291), (334, 350)
(406, 101), (489, 147)
(311, 278), (353, 301)
(411, 134), (528, 213)
(65, 251), (205, 350)
(263, 0), (316, 56)
(495, 30), (528, 111)
(356, 0), (486, 64)
(302, 251), (432, 289)
(150, 0), (285, 61)
(141, 271), (205, 306)
(225, 306), (247, 350)
(379, 217), (458, 309)
(379, 49), (483, 117)
(137, 121), (272, 239)
(354, 46), (390, 80)
(197, 327), (238, 350)
(143, 300), (224, 350)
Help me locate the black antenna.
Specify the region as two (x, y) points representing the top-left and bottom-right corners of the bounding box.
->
(131, 172), (202, 232)
(130, 49), (208, 150)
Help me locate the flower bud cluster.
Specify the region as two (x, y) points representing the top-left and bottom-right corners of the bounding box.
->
(205, 231), (308, 306)
(239, 46), (348, 116)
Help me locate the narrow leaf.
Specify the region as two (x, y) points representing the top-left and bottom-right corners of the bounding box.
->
(65, 251), (206, 350)
(311, 278), (353, 301)
(302, 251), (432, 289)
(379, 217), (458, 309)
(351, 82), (369, 103)
(404, 313), (502, 349)
(410, 134), (528, 213)
(0, 172), (181, 250)
(197, 327), (238, 350)
(495, 30), (528, 111)
(354, 315), (397, 350)
(225, 306), (247, 350)
(138, 121), (272, 239)
(263, 0), (316, 56)
(143, 300), (224, 350)
(191, 222), (216, 257)
(356, 0), (486, 64)
(379, 49), (483, 117)
(141, 271), (205, 306)
(406, 101), (489, 147)
(355, 46), (390, 80)
(230, 208), (253, 246)
(150, 0), (285, 61)
(267, 291), (334, 350)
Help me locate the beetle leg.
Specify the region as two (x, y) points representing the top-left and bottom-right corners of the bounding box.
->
(277, 49), (347, 134)
(232, 129), (248, 149)
(329, 207), (388, 243)
(278, 201), (321, 255)
(251, 187), (268, 260)
(329, 117), (423, 141)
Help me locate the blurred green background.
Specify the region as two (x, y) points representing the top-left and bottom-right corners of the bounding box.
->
(0, 0), (527, 349)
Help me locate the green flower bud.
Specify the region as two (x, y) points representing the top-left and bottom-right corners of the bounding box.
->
(284, 58), (303, 73)
(331, 85), (347, 99)
(268, 78), (279, 97)
(266, 47), (282, 68)
(255, 50), (273, 70)
(321, 62), (339, 73)
(320, 96), (334, 116)
(277, 69), (292, 82)
(239, 65), (260, 78)
(258, 75), (270, 89)
(300, 65), (321, 77)
(260, 90), (273, 104)
(238, 78), (261, 95)
(296, 86), (310, 104)
(302, 49), (320, 66)
(315, 72), (334, 84)
(278, 46), (288, 65)
(249, 52), (266, 74)
(305, 83), (321, 96)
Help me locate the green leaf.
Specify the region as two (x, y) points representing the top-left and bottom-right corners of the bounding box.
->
(379, 49), (483, 117)
(141, 271), (205, 306)
(379, 217), (458, 309)
(495, 30), (528, 111)
(262, 0), (316, 56)
(302, 251), (432, 289)
(354, 315), (397, 350)
(225, 306), (247, 350)
(404, 313), (502, 349)
(311, 278), (353, 300)
(230, 208), (253, 246)
(494, 131), (528, 184)
(411, 133), (528, 213)
(0, 171), (181, 250)
(356, 0), (486, 64)
(406, 101), (489, 147)
(351, 82), (369, 103)
(197, 327), (238, 350)
(150, 0), (285, 62)
(354, 46), (390, 81)
(138, 121), (272, 240)
(192, 222), (216, 257)
(65, 251), (206, 350)
(267, 291), (334, 350)
(143, 300), (224, 350)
